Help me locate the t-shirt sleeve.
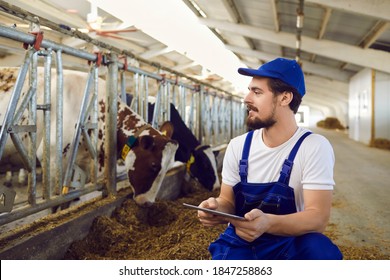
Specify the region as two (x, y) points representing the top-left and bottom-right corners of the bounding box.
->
(301, 134), (335, 190)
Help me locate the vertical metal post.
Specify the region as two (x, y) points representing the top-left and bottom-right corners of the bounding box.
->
(143, 75), (149, 121)
(203, 94), (212, 145)
(165, 82), (171, 122)
(41, 49), (52, 199)
(55, 50), (63, 195)
(120, 70), (127, 103)
(27, 52), (38, 206)
(90, 67), (99, 185)
(370, 69), (376, 146)
(171, 84), (177, 108)
(180, 85), (186, 120)
(152, 81), (163, 129)
(197, 85), (204, 143)
(194, 87), (200, 141)
(131, 72), (139, 113)
(105, 53), (118, 196)
(188, 91), (195, 133)
(211, 95), (217, 145)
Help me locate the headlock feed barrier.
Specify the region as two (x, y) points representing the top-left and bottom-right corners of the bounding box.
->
(0, 1), (246, 227)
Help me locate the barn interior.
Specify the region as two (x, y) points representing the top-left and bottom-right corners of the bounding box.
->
(0, 0), (389, 261)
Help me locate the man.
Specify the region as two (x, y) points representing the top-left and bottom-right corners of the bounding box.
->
(197, 58), (342, 260)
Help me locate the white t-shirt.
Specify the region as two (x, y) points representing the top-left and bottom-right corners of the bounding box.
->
(222, 127), (335, 211)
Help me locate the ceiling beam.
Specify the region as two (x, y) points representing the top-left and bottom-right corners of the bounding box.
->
(306, 0), (390, 22)
(221, 0), (256, 50)
(311, 7), (332, 62)
(88, 33), (146, 53)
(140, 47), (172, 59)
(270, 0), (280, 32)
(2, 0), (87, 29)
(359, 21), (390, 49)
(318, 7), (332, 39)
(199, 18), (390, 74)
(173, 61), (198, 71)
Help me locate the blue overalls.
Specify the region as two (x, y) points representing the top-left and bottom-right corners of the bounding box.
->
(209, 130), (343, 260)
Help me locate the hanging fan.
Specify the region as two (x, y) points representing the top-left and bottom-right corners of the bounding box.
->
(84, 1), (147, 44)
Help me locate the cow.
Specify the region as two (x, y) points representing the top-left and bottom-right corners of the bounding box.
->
(0, 67), (178, 206)
(147, 101), (220, 191)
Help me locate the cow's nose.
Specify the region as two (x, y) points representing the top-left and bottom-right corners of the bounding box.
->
(134, 195), (154, 207)
(142, 201), (153, 208)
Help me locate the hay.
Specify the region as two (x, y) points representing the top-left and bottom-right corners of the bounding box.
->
(317, 117), (345, 130)
(64, 187), (389, 260)
(371, 138), (390, 150)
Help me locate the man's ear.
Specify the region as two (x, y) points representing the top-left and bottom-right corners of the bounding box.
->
(280, 91), (293, 106)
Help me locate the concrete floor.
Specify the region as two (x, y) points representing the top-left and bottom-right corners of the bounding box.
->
(312, 127), (390, 256)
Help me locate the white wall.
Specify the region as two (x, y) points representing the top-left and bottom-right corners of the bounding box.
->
(375, 71), (390, 140)
(349, 68), (372, 144)
(349, 69), (390, 145)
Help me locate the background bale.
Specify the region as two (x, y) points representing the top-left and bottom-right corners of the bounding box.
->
(371, 138), (390, 150)
(317, 117), (345, 130)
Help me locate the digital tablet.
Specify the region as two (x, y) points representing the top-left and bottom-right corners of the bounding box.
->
(183, 203), (246, 220)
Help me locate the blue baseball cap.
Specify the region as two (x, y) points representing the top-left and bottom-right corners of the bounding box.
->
(238, 58), (306, 97)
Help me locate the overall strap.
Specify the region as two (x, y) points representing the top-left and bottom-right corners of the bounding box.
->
(278, 131), (312, 184)
(239, 130), (254, 183)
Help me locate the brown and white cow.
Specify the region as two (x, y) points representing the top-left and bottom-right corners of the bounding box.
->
(0, 67), (178, 206)
(148, 101), (220, 191)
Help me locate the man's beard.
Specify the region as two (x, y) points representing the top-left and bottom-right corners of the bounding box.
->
(246, 115), (276, 130)
(246, 104), (277, 130)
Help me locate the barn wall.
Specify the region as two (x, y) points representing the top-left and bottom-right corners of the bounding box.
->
(349, 68), (373, 145)
(375, 71), (390, 140)
(349, 69), (390, 145)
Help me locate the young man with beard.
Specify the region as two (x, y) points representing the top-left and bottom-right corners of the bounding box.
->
(197, 58), (342, 260)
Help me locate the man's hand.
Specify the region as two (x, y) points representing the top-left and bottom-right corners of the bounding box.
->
(229, 208), (271, 242)
(197, 197), (229, 226)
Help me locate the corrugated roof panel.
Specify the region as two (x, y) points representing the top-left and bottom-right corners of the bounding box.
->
(324, 10), (378, 45)
(235, 0), (275, 29)
(193, 0), (233, 21)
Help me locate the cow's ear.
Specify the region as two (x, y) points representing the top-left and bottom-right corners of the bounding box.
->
(159, 121), (174, 138)
(139, 135), (154, 150)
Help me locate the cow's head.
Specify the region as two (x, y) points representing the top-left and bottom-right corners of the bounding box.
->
(186, 145), (220, 191)
(116, 104), (178, 206)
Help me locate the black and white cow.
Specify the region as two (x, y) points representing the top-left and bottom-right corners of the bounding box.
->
(0, 67), (178, 206)
(148, 101), (220, 191)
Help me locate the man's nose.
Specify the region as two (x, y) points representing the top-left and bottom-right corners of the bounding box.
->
(243, 92), (251, 104)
